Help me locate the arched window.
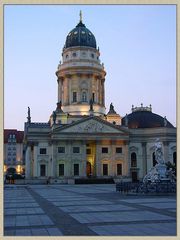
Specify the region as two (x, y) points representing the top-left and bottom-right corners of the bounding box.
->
(131, 152), (137, 167)
(72, 92), (77, 102)
(152, 152), (157, 166)
(173, 152), (176, 166)
(82, 92), (87, 102)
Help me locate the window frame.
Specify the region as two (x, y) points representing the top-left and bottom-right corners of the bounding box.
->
(59, 164), (64, 176)
(117, 163), (122, 175)
(72, 92), (77, 102)
(40, 148), (47, 155)
(102, 147), (108, 154)
(116, 147), (122, 154)
(74, 164), (79, 176)
(73, 147), (80, 154)
(58, 147), (65, 154)
(103, 163), (108, 176)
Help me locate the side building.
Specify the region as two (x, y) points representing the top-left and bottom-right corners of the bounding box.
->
(4, 129), (25, 175)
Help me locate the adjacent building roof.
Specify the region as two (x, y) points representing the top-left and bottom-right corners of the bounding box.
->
(4, 129), (24, 143)
(121, 110), (174, 129)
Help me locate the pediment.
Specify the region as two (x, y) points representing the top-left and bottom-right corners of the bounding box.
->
(53, 117), (128, 134)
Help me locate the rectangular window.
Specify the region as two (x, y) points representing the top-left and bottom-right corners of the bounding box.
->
(116, 147), (122, 153)
(74, 164), (79, 176)
(58, 147), (65, 153)
(40, 164), (46, 176)
(59, 164), (64, 176)
(102, 147), (108, 153)
(103, 164), (108, 176)
(73, 147), (80, 153)
(117, 164), (122, 175)
(92, 92), (95, 102)
(40, 148), (46, 154)
(86, 149), (91, 155)
(73, 92), (77, 102)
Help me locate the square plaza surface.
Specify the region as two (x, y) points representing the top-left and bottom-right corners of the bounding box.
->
(4, 184), (176, 236)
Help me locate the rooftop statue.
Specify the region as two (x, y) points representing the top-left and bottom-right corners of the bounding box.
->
(52, 111), (57, 124)
(27, 106), (31, 123)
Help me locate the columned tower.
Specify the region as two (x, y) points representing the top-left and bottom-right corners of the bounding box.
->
(55, 13), (106, 116)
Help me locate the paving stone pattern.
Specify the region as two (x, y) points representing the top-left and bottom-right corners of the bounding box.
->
(4, 184), (176, 236)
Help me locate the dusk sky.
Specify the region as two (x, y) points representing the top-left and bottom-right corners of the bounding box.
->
(4, 5), (176, 130)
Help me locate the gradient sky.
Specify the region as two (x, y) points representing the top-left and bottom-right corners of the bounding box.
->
(4, 4), (176, 130)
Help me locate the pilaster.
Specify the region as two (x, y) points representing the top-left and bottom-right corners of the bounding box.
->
(25, 146), (31, 179)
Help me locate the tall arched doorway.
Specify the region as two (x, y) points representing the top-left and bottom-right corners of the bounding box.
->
(86, 161), (92, 177)
(131, 152), (138, 182)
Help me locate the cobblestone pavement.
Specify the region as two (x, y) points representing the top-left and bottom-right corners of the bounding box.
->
(4, 184), (176, 236)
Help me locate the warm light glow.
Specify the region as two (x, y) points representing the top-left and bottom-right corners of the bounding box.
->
(4, 165), (7, 173)
(17, 165), (21, 173)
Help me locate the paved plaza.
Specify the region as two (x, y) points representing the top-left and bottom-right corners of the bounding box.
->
(4, 184), (176, 236)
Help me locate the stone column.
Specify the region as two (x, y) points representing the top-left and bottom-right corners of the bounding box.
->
(33, 144), (38, 177)
(82, 141), (87, 177)
(123, 141), (129, 176)
(95, 141), (101, 177)
(63, 77), (68, 105)
(142, 142), (147, 176)
(67, 140), (72, 177)
(102, 79), (105, 106)
(51, 141), (57, 178)
(163, 141), (169, 163)
(58, 78), (62, 102)
(25, 146), (31, 179)
(98, 78), (101, 105)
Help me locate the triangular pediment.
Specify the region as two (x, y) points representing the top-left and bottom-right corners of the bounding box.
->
(53, 116), (128, 134)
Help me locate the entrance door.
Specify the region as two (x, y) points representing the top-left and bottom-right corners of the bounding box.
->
(40, 164), (46, 176)
(86, 162), (92, 177)
(131, 171), (138, 182)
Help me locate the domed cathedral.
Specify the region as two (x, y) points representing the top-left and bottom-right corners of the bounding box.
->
(55, 11), (106, 117)
(24, 12), (176, 183)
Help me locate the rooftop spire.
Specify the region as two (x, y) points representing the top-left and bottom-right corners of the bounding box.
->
(79, 10), (82, 22)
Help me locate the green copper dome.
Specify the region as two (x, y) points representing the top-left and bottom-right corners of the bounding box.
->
(65, 20), (97, 49)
